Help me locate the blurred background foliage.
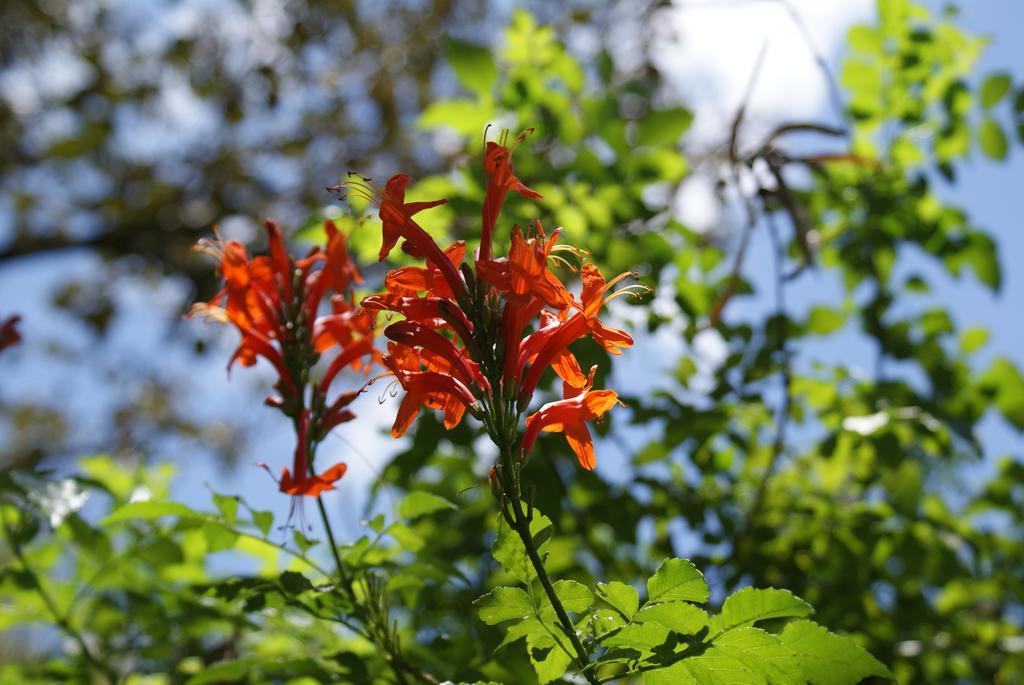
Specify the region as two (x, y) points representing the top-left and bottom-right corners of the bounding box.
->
(1, 0), (1023, 683)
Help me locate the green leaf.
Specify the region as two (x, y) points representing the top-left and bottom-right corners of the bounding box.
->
(137, 537), (184, 565)
(446, 38), (497, 97)
(805, 306), (846, 335)
(474, 586), (534, 625)
(540, 580), (593, 616)
(636, 107), (693, 146)
(497, 616), (546, 650)
(647, 558), (710, 604)
(526, 629), (574, 684)
(980, 357), (1024, 429)
(417, 99), (496, 137)
(66, 513), (112, 561)
(185, 657), (259, 684)
(644, 630), (803, 685)
(279, 570), (314, 595)
(492, 508), (552, 584)
(202, 522), (239, 553)
(597, 581), (640, 619)
(779, 620), (892, 685)
(252, 510), (273, 536)
(709, 588), (813, 636)
(959, 326), (988, 354)
(101, 500), (203, 525)
(980, 72), (1012, 108)
(212, 493), (238, 524)
(635, 602), (709, 635)
(602, 621), (672, 652)
(292, 529), (318, 554)
(399, 491), (457, 520)
(978, 119), (1008, 160)
(962, 232), (1001, 291)
(387, 521), (424, 552)
(711, 627), (804, 685)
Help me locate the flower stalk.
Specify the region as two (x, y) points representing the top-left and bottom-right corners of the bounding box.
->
(333, 129), (649, 684)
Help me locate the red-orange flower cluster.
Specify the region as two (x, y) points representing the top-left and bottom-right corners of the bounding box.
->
(336, 130), (648, 470)
(192, 219), (375, 497)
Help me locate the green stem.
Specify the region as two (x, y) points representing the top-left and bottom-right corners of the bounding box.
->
(310, 449), (437, 685)
(498, 442), (599, 685)
(314, 494), (350, 585)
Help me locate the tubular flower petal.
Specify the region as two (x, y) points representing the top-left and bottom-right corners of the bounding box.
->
(323, 219), (364, 290)
(333, 173), (465, 301)
(522, 387), (622, 470)
(480, 133), (543, 261)
(278, 412), (348, 496)
(517, 263), (642, 406)
(382, 354), (479, 438)
(385, 241), (466, 299)
(384, 320), (484, 390)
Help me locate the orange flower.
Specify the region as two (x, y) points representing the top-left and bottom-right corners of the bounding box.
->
(276, 410), (348, 496)
(517, 263), (642, 407)
(322, 219), (364, 291)
(522, 376), (622, 470)
(477, 222), (572, 310)
(385, 240), (466, 299)
(0, 315), (21, 353)
(480, 131), (543, 261)
(332, 173), (465, 301)
(193, 219), (377, 499)
(382, 352), (479, 437)
(340, 127), (651, 473)
(384, 320), (485, 391)
(362, 294), (474, 347)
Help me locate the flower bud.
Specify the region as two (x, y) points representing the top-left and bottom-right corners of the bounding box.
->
(488, 466), (503, 500)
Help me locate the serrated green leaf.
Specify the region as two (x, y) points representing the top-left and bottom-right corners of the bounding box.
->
(399, 491), (457, 520)
(636, 108), (692, 146)
(474, 586), (534, 625)
(710, 627), (804, 685)
(779, 620), (892, 685)
(709, 588), (813, 637)
(636, 602), (709, 635)
(597, 581), (640, 619)
(526, 628), (574, 684)
(602, 621), (672, 652)
(446, 38), (497, 97)
(101, 500), (203, 525)
(492, 508), (552, 584)
(647, 558), (710, 604)
(980, 72), (1012, 108)
(497, 616), (546, 650)
(540, 580), (593, 617)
